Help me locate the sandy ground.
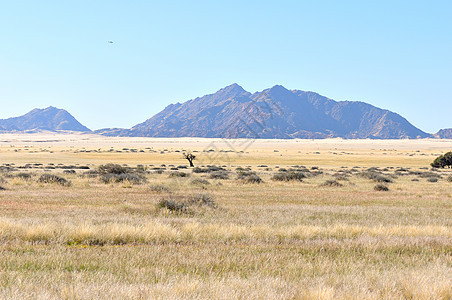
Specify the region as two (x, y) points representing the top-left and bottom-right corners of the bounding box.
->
(0, 132), (451, 168)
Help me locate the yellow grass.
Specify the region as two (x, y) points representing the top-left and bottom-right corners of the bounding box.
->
(0, 220), (450, 245)
(0, 133), (451, 299)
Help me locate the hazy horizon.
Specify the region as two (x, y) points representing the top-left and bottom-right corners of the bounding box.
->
(1, 1), (451, 132)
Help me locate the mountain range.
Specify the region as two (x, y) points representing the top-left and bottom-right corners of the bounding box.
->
(1, 84), (450, 139)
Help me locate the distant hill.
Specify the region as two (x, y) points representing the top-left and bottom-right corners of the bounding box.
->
(0, 107), (90, 132)
(97, 84), (432, 139)
(435, 128), (452, 139)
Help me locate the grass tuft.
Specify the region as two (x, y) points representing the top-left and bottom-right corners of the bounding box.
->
(191, 178), (210, 185)
(38, 174), (71, 186)
(149, 184), (171, 193)
(321, 180), (343, 187)
(169, 171), (190, 178)
(271, 171), (305, 182)
(374, 183), (389, 191)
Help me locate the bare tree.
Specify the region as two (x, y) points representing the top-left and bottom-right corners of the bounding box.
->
(183, 152), (196, 167)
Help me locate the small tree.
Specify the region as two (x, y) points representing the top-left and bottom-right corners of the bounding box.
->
(183, 152), (196, 167)
(431, 151), (452, 168)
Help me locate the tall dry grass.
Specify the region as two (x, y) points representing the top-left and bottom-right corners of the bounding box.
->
(0, 219), (450, 245)
(0, 137), (451, 299)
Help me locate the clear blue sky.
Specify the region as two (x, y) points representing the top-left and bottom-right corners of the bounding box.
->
(1, 1), (451, 132)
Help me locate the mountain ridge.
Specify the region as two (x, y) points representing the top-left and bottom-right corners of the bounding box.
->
(435, 128), (452, 139)
(1, 85), (450, 139)
(0, 106), (90, 132)
(101, 84), (432, 139)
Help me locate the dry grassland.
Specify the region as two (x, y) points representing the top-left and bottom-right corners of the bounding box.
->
(0, 133), (451, 299)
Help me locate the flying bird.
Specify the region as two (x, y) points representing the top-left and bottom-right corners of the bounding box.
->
(108, 41), (114, 44)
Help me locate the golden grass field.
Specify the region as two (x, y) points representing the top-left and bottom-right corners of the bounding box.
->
(0, 133), (451, 299)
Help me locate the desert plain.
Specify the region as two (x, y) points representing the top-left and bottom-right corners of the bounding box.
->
(0, 133), (451, 299)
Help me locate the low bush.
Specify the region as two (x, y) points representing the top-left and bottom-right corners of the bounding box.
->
(169, 171), (190, 178)
(188, 193), (216, 208)
(157, 193), (217, 213)
(241, 174), (263, 184)
(38, 174), (71, 186)
(98, 164), (127, 175)
(360, 171), (393, 183)
(0, 185), (6, 191)
(80, 170), (98, 178)
(415, 171), (441, 178)
(191, 178), (210, 185)
(237, 170), (262, 184)
(333, 173), (350, 181)
(321, 180), (343, 187)
(447, 176), (452, 182)
(271, 171), (305, 182)
(149, 184), (171, 193)
(209, 171), (229, 180)
(427, 177), (438, 183)
(374, 175), (393, 183)
(100, 173), (145, 184)
(374, 184), (389, 191)
(193, 166), (226, 173)
(16, 172), (33, 180)
(63, 170), (76, 174)
(157, 198), (187, 213)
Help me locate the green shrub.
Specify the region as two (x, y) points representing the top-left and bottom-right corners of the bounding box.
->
(431, 152), (452, 168)
(447, 176), (452, 182)
(427, 177), (438, 183)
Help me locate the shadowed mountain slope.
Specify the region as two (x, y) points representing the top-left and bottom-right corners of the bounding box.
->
(97, 84), (431, 139)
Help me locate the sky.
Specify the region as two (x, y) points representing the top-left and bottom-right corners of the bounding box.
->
(0, 0), (451, 132)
